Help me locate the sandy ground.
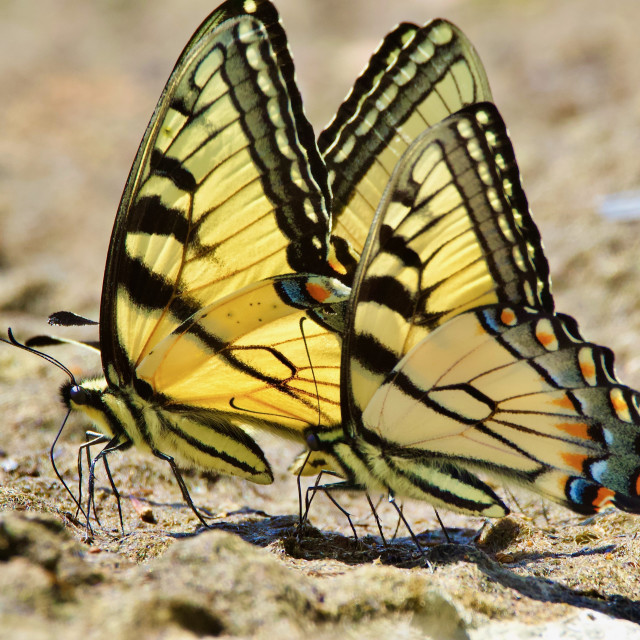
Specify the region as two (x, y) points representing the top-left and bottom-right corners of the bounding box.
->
(1, 0), (640, 637)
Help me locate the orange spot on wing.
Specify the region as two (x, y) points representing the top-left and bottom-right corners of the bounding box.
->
(636, 475), (640, 497)
(328, 258), (347, 276)
(536, 331), (555, 347)
(580, 362), (596, 379)
(593, 487), (615, 510)
(557, 422), (590, 439)
(612, 395), (629, 413)
(557, 474), (570, 491)
(552, 395), (575, 410)
(305, 282), (330, 303)
(561, 452), (588, 472)
(500, 308), (516, 325)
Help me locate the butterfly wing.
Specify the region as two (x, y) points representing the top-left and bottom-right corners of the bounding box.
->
(344, 102), (553, 435)
(319, 19), (493, 268)
(347, 102), (640, 514)
(68, 0), (359, 484)
(299, 20), (501, 480)
(306, 102), (551, 513)
(100, 0), (338, 388)
(364, 306), (640, 513)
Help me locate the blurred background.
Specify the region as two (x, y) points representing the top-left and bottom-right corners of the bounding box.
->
(1, 0), (640, 535)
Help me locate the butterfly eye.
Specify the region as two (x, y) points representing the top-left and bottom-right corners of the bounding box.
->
(306, 432), (321, 451)
(68, 385), (89, 406)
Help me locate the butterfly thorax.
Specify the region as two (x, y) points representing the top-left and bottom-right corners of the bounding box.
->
(302, 426), (382, 491)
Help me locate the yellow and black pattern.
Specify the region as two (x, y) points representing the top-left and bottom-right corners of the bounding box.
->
(344, 102), (552, 426)
(102, 0), (339, 386)
(135, 276), (345, 433)
(364, 304), (640, 513)
(319, 18), (493, 270)
(307, 102), (640, 516)
(66, 275), (346, 482)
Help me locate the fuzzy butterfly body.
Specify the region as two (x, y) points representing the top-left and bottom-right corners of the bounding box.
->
(306, 102), (640, 517)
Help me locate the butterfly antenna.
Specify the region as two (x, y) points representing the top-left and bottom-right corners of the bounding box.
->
(296, 316), (326, 529)
(2, 328), (79, 383)
(299, 317), (322, 424)
(2, 328), (94, 527)
(297, 319), (360, 542)
(231, 317), (323, 426)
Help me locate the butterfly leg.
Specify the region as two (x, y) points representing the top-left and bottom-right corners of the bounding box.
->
(87, 450), (104, 531)
(151, 450), (212, 530)
(300, 475), (358, 541)
(432, 508), (451, 543)
(388, 492), (430, 563)
(305, 480), (393, 545)
(101, 455), (124, 535)
(76, 432), (110, 529)
(301, 470), (323, 527)
(320, 488), (358, 541)
(391, 503), (403, 542)
(295, 450), (314, 526)
(365, 493), (387, 546)
(86, 435), (129, 534)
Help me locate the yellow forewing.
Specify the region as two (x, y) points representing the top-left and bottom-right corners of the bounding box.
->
(320, 19), (493, 257)
(103, 6), (333, 381)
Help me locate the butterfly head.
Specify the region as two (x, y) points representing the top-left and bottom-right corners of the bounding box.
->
(294, 426), (352, 478)
(60, 376), (105, 409)
(59, 376), (120, 440)
(61, 381), (90, 408)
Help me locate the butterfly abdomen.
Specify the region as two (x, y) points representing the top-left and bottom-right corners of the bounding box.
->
(306, 426), (508, 517)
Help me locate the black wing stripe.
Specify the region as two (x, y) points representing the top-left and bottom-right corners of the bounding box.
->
(321, 19), (493, 262)
(321, 21), (484, 209)
(357, 275), (415, 319)
(150, 153), (198, 192)
(128, 196), (190, 244)
(350, 332), (399, 378)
